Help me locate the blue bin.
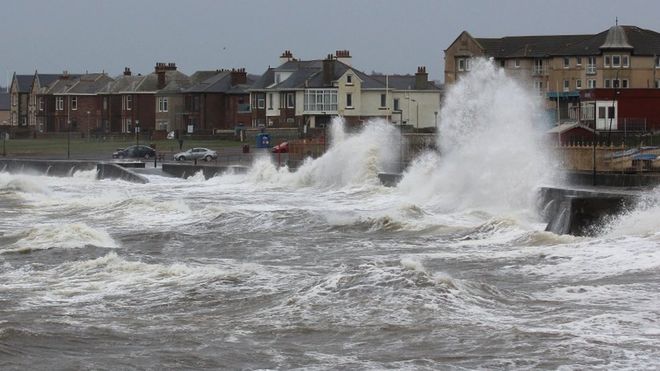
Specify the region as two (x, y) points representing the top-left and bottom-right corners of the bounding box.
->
(256, 133), (271, 148)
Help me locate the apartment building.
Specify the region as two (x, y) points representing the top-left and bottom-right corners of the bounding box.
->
(444, 25), (660, 121)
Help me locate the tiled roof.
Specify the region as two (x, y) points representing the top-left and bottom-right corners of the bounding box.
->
(103, 70), (188, 93)
(35, 74), (62, 89)
(185, 70), (255, 94)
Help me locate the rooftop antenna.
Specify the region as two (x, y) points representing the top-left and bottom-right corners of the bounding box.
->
(616, 17), (618, 26)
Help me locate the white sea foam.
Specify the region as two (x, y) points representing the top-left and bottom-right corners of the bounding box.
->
(1, 223), (118, 253)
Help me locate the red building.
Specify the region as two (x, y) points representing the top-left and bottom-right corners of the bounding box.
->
(579, 89), (660, 132)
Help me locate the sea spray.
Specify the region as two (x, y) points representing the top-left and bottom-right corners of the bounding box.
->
(246, 117), (401, 188)
(398, 58), (555, 213)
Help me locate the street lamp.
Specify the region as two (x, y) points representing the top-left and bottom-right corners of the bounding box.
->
(135, 120), (140, 146)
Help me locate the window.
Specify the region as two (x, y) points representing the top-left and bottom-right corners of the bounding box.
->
(380, 93), (386, 107)
(393, 98), (400, 111)
(258, 98), (265, 109)
(514, 59), (520, 68)
(71, 96), (77, 110)
(103, 97), (108, 110)
(346, 75), (352, 84)
(465, 59), (471, 71)
(563, 79), (570, 92)
(588, 79), (597, 88)
(268, 93), (273, 110)
(125, 95), (132, 110)
(604, 55), (611, 67)
(656, 56), (660, 68)
(576, 57), (582, 66)
(563, 57), (570, 68)
(605, 79), (611, 88)
(534, 80), (543, 95)
(11, 94), (16, 106)
(613, 79), (620, 88)
(286, 93), (294, 108)
(622, 79), (629, 88)
(39, 97), (44, 111)
(346, 93), (353, 108)
(56, 96), (64, 111)
(608, 106), (615, 118)
(576, 79), (582, 89)
(623, 55), (629, 68)
(303, 89), (338, 112)
(612, 55), (621, 67)
(458, 58), (465, 71)
(656, 80), (660, 88)
(598, 106), (606, 119)
(158, 97), (168, 112)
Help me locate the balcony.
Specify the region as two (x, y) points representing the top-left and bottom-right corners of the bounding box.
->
(586, 65), (597, 75)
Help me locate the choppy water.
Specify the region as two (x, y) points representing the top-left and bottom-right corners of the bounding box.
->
(2, 60), (659, 370)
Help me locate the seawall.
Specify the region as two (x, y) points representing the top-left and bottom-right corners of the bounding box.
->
(161, 164), (249, 179)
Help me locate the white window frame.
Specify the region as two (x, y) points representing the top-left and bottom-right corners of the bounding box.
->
(286, 93), (294, 108)
(622, 55), (629, 68)
(604, 55), (611, 68)
(257, 98), (265, 109)
(656, 80), (660, 88)
(71, 96), (77, 111)
(346, 93), (353, 108)
(588, 79), (597, 89)
(458, 58), (465, 71)
(605, 79), (611, 88)
(622, 79), (629, 88)
(268, 93), (273, 110)
(612, 55), (621, 68)
(56, 96), (64, 111)
(514, 59), (520, 68)
(158, 97), (168, 112)
(11, 94), (16, 106)
(576, 79), (582, 89)
(39, 97), (44, 111)
(125, 95), (132, 111)
(563, 79), (570, 92)
(303, 89), (338, 112)
(656, 56), (660, 68)
(563, 57), (570, 68)
(380, 93), (386, 108)
(576, 56), (582, 66)
(346, 75), (353, 84)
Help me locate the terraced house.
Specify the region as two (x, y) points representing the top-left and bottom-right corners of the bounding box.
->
(444, 24), (660, 121)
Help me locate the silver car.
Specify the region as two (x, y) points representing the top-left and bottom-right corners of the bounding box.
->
(173, 148), (218, 161)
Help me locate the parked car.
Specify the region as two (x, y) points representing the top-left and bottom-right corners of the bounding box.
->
(173, 148), (218, 161)
(272, 142), (289, 153)
(112, 145), (156, 159)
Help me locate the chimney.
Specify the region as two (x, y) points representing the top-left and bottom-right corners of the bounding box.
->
(415, 66), (428, 90)
(323, 54), (335, 86)
(279, 50), (294, 65)
(154, 62), (177, 89)
(230, 68), (247, 86)
(335, 50), (352, 66)
(61, 70), (69, 79)
(123, 67), (132, 76)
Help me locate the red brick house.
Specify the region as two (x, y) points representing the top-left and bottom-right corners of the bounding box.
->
(182, 68), (253, 133)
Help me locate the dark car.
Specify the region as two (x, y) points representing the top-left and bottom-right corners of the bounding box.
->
(112, 145), (156, 159)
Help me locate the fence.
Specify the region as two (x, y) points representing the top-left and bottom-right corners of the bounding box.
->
(556, 143), (660, 173)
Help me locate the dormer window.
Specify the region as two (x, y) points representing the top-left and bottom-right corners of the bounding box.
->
(346, 75), (352, 84)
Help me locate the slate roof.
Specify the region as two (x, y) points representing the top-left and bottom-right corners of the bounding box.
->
(185, 70), (256, 94)
(64, 73), (114, 94)
(371, 75), (442, 91)
(44, 75), (82, 94)
(13, 75), (34, 93)
(34, 74), (62, 89)
(474, 25), (660, 58)
(103, 70), (189, 94)
(250, 59), (385, 90)
(0, 92), (10, 110)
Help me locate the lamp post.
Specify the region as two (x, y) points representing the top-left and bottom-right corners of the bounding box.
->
(67, 119), (71, 160)
(135, 119), (140, 146)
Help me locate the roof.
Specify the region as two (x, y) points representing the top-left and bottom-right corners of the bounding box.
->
(547, 122), (594, 134)
(12, 74), (33, 93)
(0, 92), (9, 110)
(103, 69), (189, 93)
(250, 58), (386, 90)
(44, 75), (82, 94)
(34, 74), (62, 89)
(371, 74), (442, 90)
(185, 70), (255, 94)
(474, 25), (660, 57)
(64, 73), (114, 94)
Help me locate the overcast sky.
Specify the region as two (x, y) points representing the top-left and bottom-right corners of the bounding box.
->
(2, 0), (659, 87)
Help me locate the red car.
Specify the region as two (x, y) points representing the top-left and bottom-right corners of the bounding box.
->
(272, 142), (289, 153)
